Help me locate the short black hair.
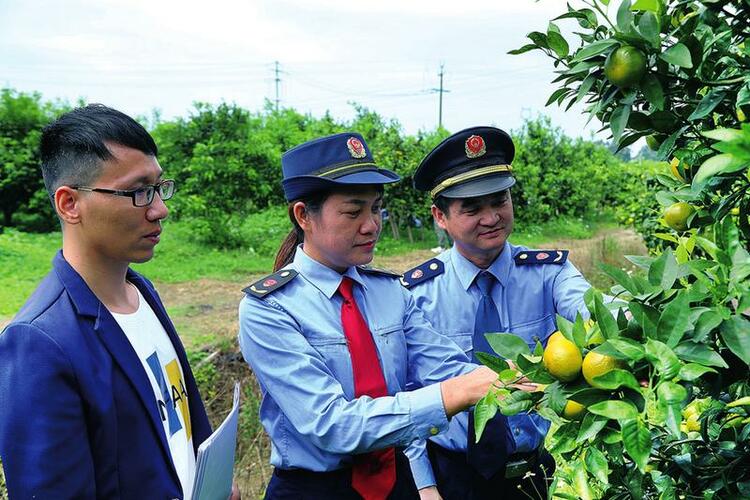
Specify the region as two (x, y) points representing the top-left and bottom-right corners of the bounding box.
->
(40, 104), (158, 197)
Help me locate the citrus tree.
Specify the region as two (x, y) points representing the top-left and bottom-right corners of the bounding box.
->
(475, 0), (750, 497)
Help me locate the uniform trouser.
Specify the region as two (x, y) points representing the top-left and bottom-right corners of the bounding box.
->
(426, 441), (556, 500)
(264, 449), (419, 500)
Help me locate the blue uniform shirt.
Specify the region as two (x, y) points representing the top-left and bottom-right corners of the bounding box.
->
(406, 242), (591, 475)
(238, 246), (477, 474)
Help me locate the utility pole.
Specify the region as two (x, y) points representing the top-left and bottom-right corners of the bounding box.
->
(430, 64), (450, 129)
(274, 61), (281, 112)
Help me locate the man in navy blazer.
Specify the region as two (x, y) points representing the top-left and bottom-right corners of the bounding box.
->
(0, 105), (216, 498)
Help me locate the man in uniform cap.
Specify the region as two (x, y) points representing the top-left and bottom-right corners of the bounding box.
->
(402, 126), (592, 499)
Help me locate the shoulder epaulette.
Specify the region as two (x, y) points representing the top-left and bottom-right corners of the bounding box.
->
(514, 250), (569, 265)
(242, 269), (298, 298)
(400, 258), (444, 288)
(357, 265), (401, 278)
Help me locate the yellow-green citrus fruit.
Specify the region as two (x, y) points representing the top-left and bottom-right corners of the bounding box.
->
(738, 107), (747, 122)
(563, 400), (586, 420)
(731, 207), (741, 216)
(604, 46), (647, 88)
(664, 202), (695, 231)
(543, 333), (583, 382)
(582, 351), (621, 388)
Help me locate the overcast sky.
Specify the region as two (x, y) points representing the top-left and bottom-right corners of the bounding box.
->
(1, 0), (613, 139)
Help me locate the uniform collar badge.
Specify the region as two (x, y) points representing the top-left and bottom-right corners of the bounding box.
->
(465, 134), (486, 158)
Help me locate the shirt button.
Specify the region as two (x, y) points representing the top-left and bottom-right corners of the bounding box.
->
(514, 427), (520, 436)
(430, 426), (439, 435)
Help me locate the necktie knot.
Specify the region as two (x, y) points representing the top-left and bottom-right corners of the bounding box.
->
(338, 276), (355, 302)
(475, 272), (495, 297)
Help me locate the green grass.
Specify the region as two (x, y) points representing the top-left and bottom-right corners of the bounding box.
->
(0, 214), (617, 317)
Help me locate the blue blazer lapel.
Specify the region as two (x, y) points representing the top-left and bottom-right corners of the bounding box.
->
(52, 252), (178, 482)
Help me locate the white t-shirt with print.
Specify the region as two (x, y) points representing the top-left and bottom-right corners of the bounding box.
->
(110, 285), (196, 499)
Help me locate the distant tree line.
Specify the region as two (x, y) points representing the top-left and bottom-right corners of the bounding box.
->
(0, 88), (657, 247)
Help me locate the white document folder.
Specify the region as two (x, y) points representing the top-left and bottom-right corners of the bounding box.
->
(191, 382), (240, 500)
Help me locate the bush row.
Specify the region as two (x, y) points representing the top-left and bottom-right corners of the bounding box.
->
(0, 88), (658, 249)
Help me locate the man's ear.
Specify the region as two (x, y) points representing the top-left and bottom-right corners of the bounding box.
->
(432, 204), (449, 231)
(292, 201), (310, 231)
(55, 186), (82, 225)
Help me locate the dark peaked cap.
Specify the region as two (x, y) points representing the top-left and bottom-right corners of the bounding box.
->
(413, 126), (516, 199)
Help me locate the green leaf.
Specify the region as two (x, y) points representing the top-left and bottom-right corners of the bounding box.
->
(556, 314), (575, 343)
(657, 290), (691, 347)
(641, 74), (664, 110)
(608, 338), (646, 361)
(678, 363), (717, 381)
(591, 369), (641, 390)
(656, 126), (689, 160)
(645, 339), (681, 379)
(637, 12), (660, 47)
(688, 90), (726, 121)
(693, 309), (724, 342)
(474, 352), (509, 373)
(621, 418), (651, 472)
(588, 400), (639, 420)
(578, 413), (609, 442)
(599, 263), (638, 294)
(546, 87), (570, 107)
(527, 31), (549, 50)
(737, 82), (750, 107)
(631, 0), (661, 12)
(573, 39), (619, 61)
(485, 333), (530, 360)
(594, 291), (619, 340)
(570, 388), (612, 407)
(585, 446), (610, 484)
(548, 421), (580, 455)
(719, 316), (750, 366)
(657, 381), (687, 437)
(629, 302), (659, 339)
(575, 73), (597, 105)
(499, 390), (534, 416)
(693, 153), (747, 185)
(674, 342), (728, 368)
(659, 43), (693, 68)
(616, 0), (634, 31)
(548, 29), (570, 58)
(473, 392), (498, 442)
(508, 43), (540, 55)
(573, 457), (596, 500)
(702, 128), (744, 142)
(648, 248), (679, 290)
(610, 104), (632, 144)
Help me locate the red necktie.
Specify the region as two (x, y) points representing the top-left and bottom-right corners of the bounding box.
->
(339, 277), (396, 500)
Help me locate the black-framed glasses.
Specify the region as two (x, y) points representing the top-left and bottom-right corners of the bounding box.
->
(72, 179), (175, 207)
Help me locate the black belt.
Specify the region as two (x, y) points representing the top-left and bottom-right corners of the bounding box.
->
(274, 466), (352, 481)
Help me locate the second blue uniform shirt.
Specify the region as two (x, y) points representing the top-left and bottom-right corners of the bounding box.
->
(406, 242), (591, 473)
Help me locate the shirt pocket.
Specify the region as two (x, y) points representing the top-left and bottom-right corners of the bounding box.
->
(509, 314), (557, 350)
(304, 330), (354, 391)
(372, 324), (407, 388)
(442, 331), (473, 355)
